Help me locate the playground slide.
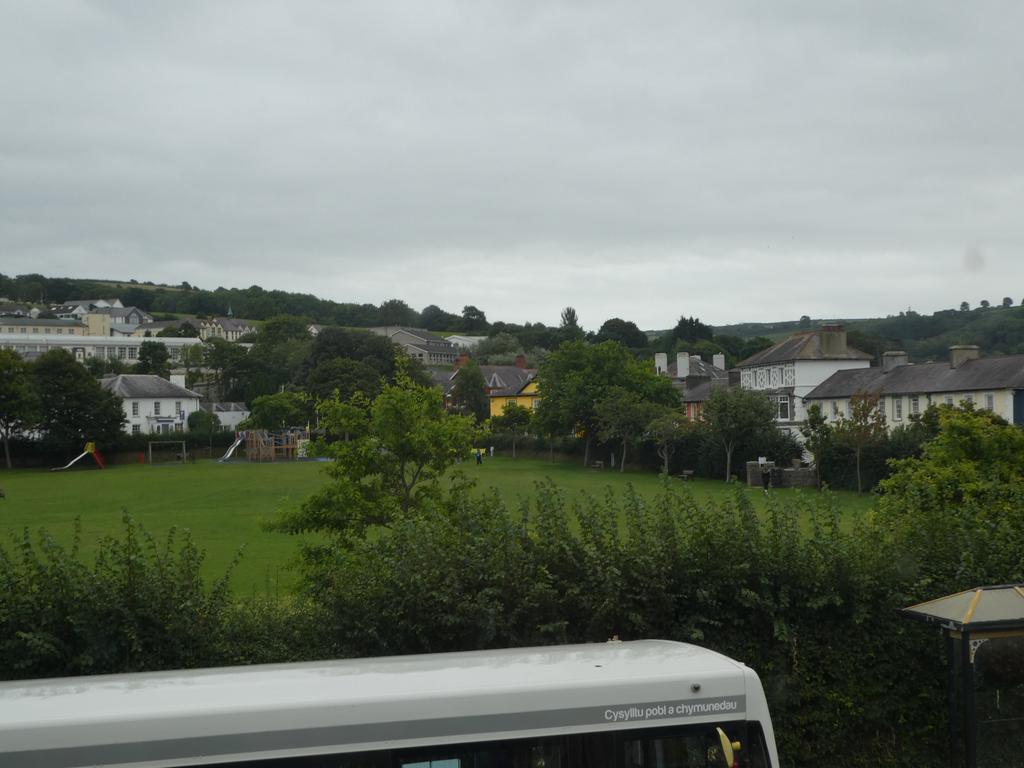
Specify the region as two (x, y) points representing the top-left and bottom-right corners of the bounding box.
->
(218, 436), (244, 463)
(51, 451), (90, 472)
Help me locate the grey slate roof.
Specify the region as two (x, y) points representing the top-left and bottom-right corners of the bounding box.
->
(739, 332), (872, 367)
(481, 365), (536, 395)
(667, 357), (727, 380)
(805, 355), (1024, 399)
(100, 374), (201, 400)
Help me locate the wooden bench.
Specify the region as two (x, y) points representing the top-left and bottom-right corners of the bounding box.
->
(678, 470), (695, 481)
(591, 460), (604, 469)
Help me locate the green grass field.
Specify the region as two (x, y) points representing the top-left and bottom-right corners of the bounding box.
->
(0, 458), (874, 594)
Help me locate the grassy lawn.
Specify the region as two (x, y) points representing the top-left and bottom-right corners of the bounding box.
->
(0, 457), (874, 594)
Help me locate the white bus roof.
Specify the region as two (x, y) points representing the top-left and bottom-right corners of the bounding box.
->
(0, 640), (763, 768)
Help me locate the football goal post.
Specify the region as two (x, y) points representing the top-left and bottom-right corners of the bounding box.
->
(147, 440), (187, 465)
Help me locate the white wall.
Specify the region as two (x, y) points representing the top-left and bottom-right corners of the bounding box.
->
(122, 396), (201, 435)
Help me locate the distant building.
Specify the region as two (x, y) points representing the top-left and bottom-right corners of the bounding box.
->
(199, 318), (257, 342)
(446, 335), (488, 349)
(805, 346), (1024, 428)
(0, 303), (31, 317)
(368, 327), (458, 366)
(83, 306), (154, 336)
(737, 325), (872, 434)
(0, 333), (201, 364)
(653, 351), (728, 421)
(53, 299), (124, 320)
(200, 402), (251, 431)
(100, 374), (202, 435)
(0, 317), (88, 337)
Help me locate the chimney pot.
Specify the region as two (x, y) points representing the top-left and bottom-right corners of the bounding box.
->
(676, 352), (690, 378)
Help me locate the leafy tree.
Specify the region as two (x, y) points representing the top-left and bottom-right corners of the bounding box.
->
(84, 356), (127, 377)
(246, 391), (308, 429)
(136, 341), (171, 378)
(304, 358), (382, 402)
(596, 387), (660, 472)
(460, 305), (489, 333)
(799, 315), (811, 329)
(702, 387), (776, 481)
(32, 350), (125, 449)
(832, 391), (888, 493)
(419, 304), (460, 331)
(450, 361), (489, 423)
(489, 403), (532, 458)
(594, 318), (648, 350)
(0, 350), (37, 469)
(559, 306), (584, 342)
(187, 409), (221, 433)
(378, 298), (418, 327)
(272, 372), (476, 541)
(671, 315), (713, 344)
(877, 407), (1024, 586)
(645, 410), (688, 474)
(535, 341), (678, 467)
(257, 315), (310, 346)
(980, 299), (991, 309)
(1003, 297), (1014, 308)
(959, 301), (970, 312)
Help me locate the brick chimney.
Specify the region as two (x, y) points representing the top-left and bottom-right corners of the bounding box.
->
(654, 352), (668, 375)
(949, 345), (980, 369)
(881, 351), (908, 372)
(514, 353), (526, 369)
(819, 325), (848, 356)
(676, 352), (690, 378)
(455, 352), (471, 368)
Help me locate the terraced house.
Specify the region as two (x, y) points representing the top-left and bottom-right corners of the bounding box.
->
(805, 345), (1024, 427)
(736, 325), (873, 434)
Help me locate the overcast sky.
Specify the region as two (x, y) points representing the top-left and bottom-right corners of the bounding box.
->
(2, 2), (1023, 329)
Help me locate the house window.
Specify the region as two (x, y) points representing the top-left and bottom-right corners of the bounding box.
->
(831, 401), (840, 418)
(132, 402), (139, 417)
(174, 423), (183, 432)
(772, 395), (790, 420)
(131, 424), (141, 435)
(127, 347), (137, 359)
(154, 401), (161, 416)
(945, 394), (954, 406)
(117, 346), (126, 359)
(506, 398), (516, 408)
(894, 398), (903, 421)
(531, 398), (541, 410)
(910, 396), (919, 416)
(877, 398), (886, 420)
(985, 393), (994, 411)
(845, 400), (853, 418)
(175, 401), (182, 415)
(963, 394), (974, 406)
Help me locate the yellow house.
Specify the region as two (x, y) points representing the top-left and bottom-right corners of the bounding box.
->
(488, 377), (541, 417)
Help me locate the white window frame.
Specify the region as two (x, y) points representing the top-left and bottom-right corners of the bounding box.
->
(985, 392), (994, 411)
(154, 401), (161, 416)
(894, 398), (903, 421)
(910, 396), (919, 416)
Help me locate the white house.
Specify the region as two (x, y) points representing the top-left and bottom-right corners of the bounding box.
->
(100, 374), (202, 435)
(0, 333), (202, 364)
(736, 325), (873, 434)
(805, 346), (1024, 428)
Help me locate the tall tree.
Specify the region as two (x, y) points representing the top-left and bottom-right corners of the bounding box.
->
(489, 402), (532, 458)
(594, 318), (648, 350)
(671, 315), (713, 344)
(460, 305), (489, 333)
(450, 362), (489, 423)
(595, 387), (659, 472)
(0, 350), (37, 469)
(535, 341), (678, 467)
(32, 350), (125, 449)
(702, 387), (776, 481)
(378, 299), (418, 327)
(136, 341), (171, 378)
(833, 391), (888, 493)
(645, 410), (688, 475)
(272, 372), (476, 541)
(246, 391), (309, 430)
